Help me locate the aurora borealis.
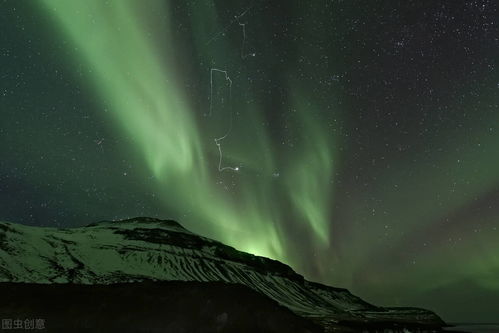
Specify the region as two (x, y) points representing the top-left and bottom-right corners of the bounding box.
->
(1, 0), (498, 323)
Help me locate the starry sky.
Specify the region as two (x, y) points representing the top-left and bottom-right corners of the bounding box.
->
(1, 0), (498, 323)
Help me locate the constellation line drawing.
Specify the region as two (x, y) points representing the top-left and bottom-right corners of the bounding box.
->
(206, 4), (259, 173)
(205, 4), (256, 46)
(234, 12), (256, 59)
(210, 68), (239, 172)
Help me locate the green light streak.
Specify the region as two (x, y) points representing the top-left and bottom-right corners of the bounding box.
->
(38, 0), (336, 265)
(286, 96), (335, 244)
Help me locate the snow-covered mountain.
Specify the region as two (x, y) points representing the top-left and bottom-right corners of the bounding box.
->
(0, 217), (445, 331)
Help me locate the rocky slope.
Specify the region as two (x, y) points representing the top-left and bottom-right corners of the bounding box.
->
(0, 217), (446, 331)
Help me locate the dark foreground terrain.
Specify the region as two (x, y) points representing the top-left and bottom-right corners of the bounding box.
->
(0, 281), (321, 333)
(0, 281), (462, 333)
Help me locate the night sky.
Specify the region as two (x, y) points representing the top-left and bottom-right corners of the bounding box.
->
(1, 0), (498, 323)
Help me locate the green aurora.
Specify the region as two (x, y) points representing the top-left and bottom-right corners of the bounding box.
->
(37, 0), (336, 263)
(1, 0), (498, 322)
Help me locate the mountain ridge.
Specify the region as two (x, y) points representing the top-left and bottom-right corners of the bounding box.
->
(0, 217), (446, 331)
